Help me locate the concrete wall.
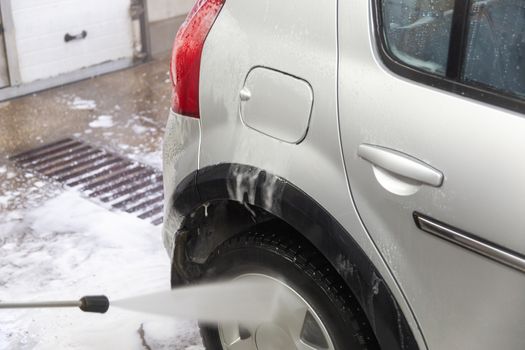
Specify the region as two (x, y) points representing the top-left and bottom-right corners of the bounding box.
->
(147, 0), (194, 22)
(11, 0), (134, 84)
(147, 0), (193, 56)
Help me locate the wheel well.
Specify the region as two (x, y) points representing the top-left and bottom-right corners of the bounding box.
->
(172, 199), (284, 282)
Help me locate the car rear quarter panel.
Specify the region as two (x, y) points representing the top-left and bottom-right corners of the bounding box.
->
(162, 110), (201, 257)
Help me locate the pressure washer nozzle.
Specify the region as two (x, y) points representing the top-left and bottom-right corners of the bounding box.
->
(79, 295), (110, 314)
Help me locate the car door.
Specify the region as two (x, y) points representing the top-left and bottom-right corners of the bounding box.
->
(339, 0), (525, 349)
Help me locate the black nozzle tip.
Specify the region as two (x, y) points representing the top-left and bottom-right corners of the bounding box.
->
(79, 295), (109, 314)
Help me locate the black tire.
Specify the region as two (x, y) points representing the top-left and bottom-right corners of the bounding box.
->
(197, 224), (379, 350)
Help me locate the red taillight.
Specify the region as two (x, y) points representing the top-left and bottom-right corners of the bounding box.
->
(170, 0), (225, 118)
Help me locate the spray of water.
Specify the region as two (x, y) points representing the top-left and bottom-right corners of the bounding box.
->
(112, 278), (285, 324)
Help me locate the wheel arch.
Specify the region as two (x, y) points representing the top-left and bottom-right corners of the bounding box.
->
(170, 163), (419, 350)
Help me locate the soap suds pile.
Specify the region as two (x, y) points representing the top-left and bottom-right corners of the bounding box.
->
(0, 190), (202, 350)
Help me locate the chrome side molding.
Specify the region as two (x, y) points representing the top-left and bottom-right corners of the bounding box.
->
(413, 212), (525, 274)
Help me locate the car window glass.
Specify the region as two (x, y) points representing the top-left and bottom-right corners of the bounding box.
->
(382, 0), (455, 75)
(462, 0), (525, 99)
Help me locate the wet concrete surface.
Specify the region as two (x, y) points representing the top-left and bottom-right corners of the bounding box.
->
(0, 54), (171, 157)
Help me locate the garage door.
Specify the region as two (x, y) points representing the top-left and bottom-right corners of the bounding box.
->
(11, 0), (135, 84)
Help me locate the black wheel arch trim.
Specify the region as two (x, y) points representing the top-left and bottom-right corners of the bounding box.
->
(172, 163), (420, 350)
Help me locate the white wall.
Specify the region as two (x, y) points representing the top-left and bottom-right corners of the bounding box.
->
(147, 0), (194, 22)
(12, 0), (134, 83)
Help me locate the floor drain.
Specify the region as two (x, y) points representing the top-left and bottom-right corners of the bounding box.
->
(10, 138), (164, 226)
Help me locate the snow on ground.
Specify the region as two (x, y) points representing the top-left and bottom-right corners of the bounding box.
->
(0, 190), (202, 350)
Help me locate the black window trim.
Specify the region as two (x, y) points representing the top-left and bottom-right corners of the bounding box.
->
(446, 0), (470, 79)
(372, 0), (525, 115)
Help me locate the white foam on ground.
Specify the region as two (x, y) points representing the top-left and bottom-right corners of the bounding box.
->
(0, 190), (202, 350)
(68, 97), (97, 111)
(129, 150), (162, 170)
(89, 116), (114, 128)
(132, 124), (148, 135)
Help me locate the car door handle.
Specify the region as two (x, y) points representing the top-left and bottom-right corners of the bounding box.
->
(357, 144), (443, 187)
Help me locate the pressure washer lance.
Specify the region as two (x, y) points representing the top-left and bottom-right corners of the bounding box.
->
(0, 295), (110, 314)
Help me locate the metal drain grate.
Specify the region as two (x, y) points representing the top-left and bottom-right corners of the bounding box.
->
(10, 138), (164, 225)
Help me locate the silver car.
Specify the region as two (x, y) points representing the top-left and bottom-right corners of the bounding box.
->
(163, 0), (525, 349)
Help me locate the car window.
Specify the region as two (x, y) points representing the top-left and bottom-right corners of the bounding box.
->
(382, 0), (455, 76)
(462, 0), (525, 99)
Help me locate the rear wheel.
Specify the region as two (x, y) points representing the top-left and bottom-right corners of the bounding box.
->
(198, 226), (378, 350)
